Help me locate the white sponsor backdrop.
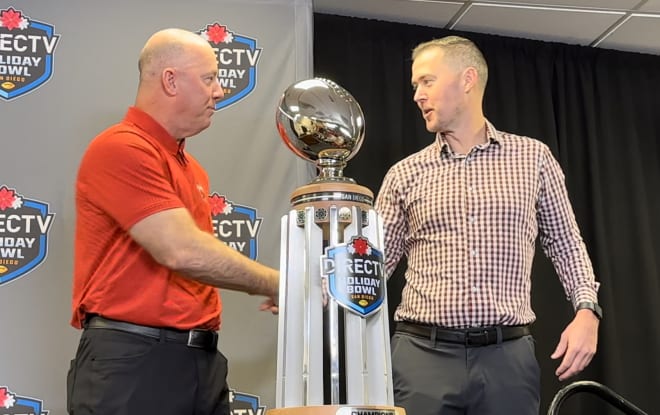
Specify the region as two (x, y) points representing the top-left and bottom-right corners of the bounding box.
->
(0, 0), (313, 413)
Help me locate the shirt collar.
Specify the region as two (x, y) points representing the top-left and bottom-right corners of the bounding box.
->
(124, 107), (180, 155)
(484, 119), (502, 145)
(123, 106), (184, 157)
(434, 118), (502, 156)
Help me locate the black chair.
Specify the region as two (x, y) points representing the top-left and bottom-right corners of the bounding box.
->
(547, 380), (648, 415)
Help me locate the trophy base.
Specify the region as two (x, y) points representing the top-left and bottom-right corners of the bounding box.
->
(266, 405), (406, 415)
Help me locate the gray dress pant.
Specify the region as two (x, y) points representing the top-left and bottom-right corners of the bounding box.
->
(391, 331), (540, 415)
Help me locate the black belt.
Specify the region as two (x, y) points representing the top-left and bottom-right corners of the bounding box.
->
(85, 316), (218, 351)
(396, 321), (530, 347)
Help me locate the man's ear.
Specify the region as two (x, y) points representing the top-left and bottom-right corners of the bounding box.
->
(162, 68), (177, 96)
(462, 66), (479, 93)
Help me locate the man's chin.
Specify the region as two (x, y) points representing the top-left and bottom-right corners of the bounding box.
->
(425, 122), (440, 133)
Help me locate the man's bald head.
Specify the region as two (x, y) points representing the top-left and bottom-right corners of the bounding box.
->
(133, 28), (223, 139)
(138, 28), (212, 82)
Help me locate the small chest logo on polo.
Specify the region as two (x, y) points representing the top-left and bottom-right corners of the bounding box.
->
(0, 7), (60, 101)
(229, 389), (265, 415)
(210, 193), (262, 260)
(197, 22), (261, 111)
(0, 386), (49, 415)
(321, 236), (385, 317)
(0, 186), (55, 286)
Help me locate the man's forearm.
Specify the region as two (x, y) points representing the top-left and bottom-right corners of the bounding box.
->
(170, 231), (279, 297)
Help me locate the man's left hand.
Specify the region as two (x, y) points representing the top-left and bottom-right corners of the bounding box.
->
(551, 309), (599, 381)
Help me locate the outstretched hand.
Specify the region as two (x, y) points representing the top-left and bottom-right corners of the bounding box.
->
(259, 296), (279, 315)
(551, 309), (599, 381)
(257, 269), (280, 314)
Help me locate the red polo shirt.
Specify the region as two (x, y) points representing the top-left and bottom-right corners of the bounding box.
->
(72, 107), (221, 330)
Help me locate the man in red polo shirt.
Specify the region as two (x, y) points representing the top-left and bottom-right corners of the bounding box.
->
(67, 28), (279, 415)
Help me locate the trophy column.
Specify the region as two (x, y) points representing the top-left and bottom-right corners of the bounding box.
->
(269, 78), (405, 415)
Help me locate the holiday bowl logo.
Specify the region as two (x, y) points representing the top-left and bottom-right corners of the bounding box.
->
(0, 386), (49, 415)
(0, 185), (55, 286)
(229, 389), (266, 415)
(198, 22), (262, 111)
(321, 236), (385, 317)
(0, 7), (60, 101)
(210, 193), (262, 260)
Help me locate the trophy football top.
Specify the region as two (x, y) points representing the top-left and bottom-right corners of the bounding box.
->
(276, 77), (365, 182)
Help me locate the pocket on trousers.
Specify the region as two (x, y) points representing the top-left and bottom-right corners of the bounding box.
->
(90, 329), (156, 361)
(90, 331), (156, 389)
(83, 330), (158, 412)
(66, 358), (76, 414)
(521, 335), (541, 381)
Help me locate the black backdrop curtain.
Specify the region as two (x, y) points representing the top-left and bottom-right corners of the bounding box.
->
(313, 13), (660, 415)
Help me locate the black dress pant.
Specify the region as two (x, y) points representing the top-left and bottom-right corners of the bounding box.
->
(67, 327), (229, 415)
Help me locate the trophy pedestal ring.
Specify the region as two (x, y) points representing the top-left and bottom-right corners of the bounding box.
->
(290, 181), (373, 227)
(267, 405), (406, 415)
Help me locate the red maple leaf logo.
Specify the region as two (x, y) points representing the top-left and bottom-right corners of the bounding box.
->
(206, 23), (229, 44)
(209, 194), (228, 216)
(352, 238), (369, 256)
(0, 387), (15, 408)
(0, 186), (17, 211)
(0, 8), (24, 30)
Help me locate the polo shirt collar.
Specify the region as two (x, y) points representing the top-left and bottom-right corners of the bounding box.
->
(123, 106), (184, 157)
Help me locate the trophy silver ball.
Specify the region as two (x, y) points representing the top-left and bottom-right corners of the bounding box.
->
(276, 78), (365, 181)
(276, 77), (373, 218)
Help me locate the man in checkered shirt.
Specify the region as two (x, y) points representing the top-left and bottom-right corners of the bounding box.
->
(375, 36), (601, 415)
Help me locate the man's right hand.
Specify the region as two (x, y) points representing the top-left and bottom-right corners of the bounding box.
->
(259, 297), (279, 314)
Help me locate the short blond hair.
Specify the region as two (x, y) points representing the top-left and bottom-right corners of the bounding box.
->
(412, 36), (488, 90)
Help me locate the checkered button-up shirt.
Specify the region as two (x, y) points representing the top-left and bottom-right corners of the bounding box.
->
(375, 120), (599, 328)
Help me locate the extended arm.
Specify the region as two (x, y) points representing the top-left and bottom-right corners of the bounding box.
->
(129, 207), (279, 309)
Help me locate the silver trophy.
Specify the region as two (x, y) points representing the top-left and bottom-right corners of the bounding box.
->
(269, 78), (405, 415)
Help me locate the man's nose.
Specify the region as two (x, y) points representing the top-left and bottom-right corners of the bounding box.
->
(413, 87), (424, 102)
(214, 80), (225, 100)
